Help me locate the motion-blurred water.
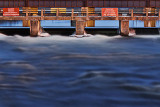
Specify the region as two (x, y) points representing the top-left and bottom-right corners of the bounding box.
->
(0, 34), (160, 107)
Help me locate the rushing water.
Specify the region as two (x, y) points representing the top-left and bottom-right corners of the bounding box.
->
(0, 34), (160, 107)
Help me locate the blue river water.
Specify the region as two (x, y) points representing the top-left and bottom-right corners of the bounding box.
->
(0, 33), (160, 107)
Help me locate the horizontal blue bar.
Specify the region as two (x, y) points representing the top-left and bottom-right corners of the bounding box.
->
(0, 26), (159, 29)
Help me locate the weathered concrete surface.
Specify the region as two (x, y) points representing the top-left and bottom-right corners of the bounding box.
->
(76, 20), (85, 35)
(120, 20), (129, 36)
(30, 20), (40, 37)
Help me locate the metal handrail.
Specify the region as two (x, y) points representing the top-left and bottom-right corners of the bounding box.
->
(0, 8), (159, 18)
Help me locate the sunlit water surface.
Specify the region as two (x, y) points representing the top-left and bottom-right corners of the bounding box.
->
(0, 34), (160, 107)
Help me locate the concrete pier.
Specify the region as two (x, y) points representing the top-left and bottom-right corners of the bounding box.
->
(119, 20), (129, 36)
(76, 20), (85, 35)
(30, 20), (40, 37)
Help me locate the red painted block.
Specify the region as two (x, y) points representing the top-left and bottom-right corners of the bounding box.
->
(102, 8), (118, 17)
(3, 8), (19, 16)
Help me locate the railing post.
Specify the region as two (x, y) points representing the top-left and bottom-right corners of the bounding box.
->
(26, 8), (28, 20)
(131, 9), (133, 18)
(146, 8), (148, 18)
(41, 9), (44, 20)
(159, 9), (160, 20)
(86, 8), (89, 20)
(116, 10), (118, 20)
(56, 8), (59, 19)
(101, 8), (103, 20)
(71, 9), (74, 20)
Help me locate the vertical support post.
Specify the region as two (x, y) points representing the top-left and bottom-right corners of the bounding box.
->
(71, 9), (76, 27)
(131, 9), (133, 18)
(86, 7), (89, 20)
(23, 7), (29, 27)
(26, 8), (28, 20)
(56, 8), (59, 19)
(119, 20), (129, 36)
(146, 8), (148, 18)
(85, 7), (95, 27)
(71, 9), (74, 20)
(159, 9), (160, 20)
(116, 9), (119, 20)
(30, 20), (40, 37)
(101, 8), (103, 20)
(76, 20), (85, 35)
(41, 9), (44, 20)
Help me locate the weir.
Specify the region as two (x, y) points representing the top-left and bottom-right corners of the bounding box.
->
(0, 0), (159, 37)
(27, 7), (159, 36)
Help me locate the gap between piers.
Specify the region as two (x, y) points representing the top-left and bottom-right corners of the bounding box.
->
(0, 27), (159, 36)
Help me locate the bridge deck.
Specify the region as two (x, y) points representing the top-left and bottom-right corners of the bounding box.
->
(0, 8), (159, 21)
(0, 8), (159, 36)
(0, 16), (159, 21)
